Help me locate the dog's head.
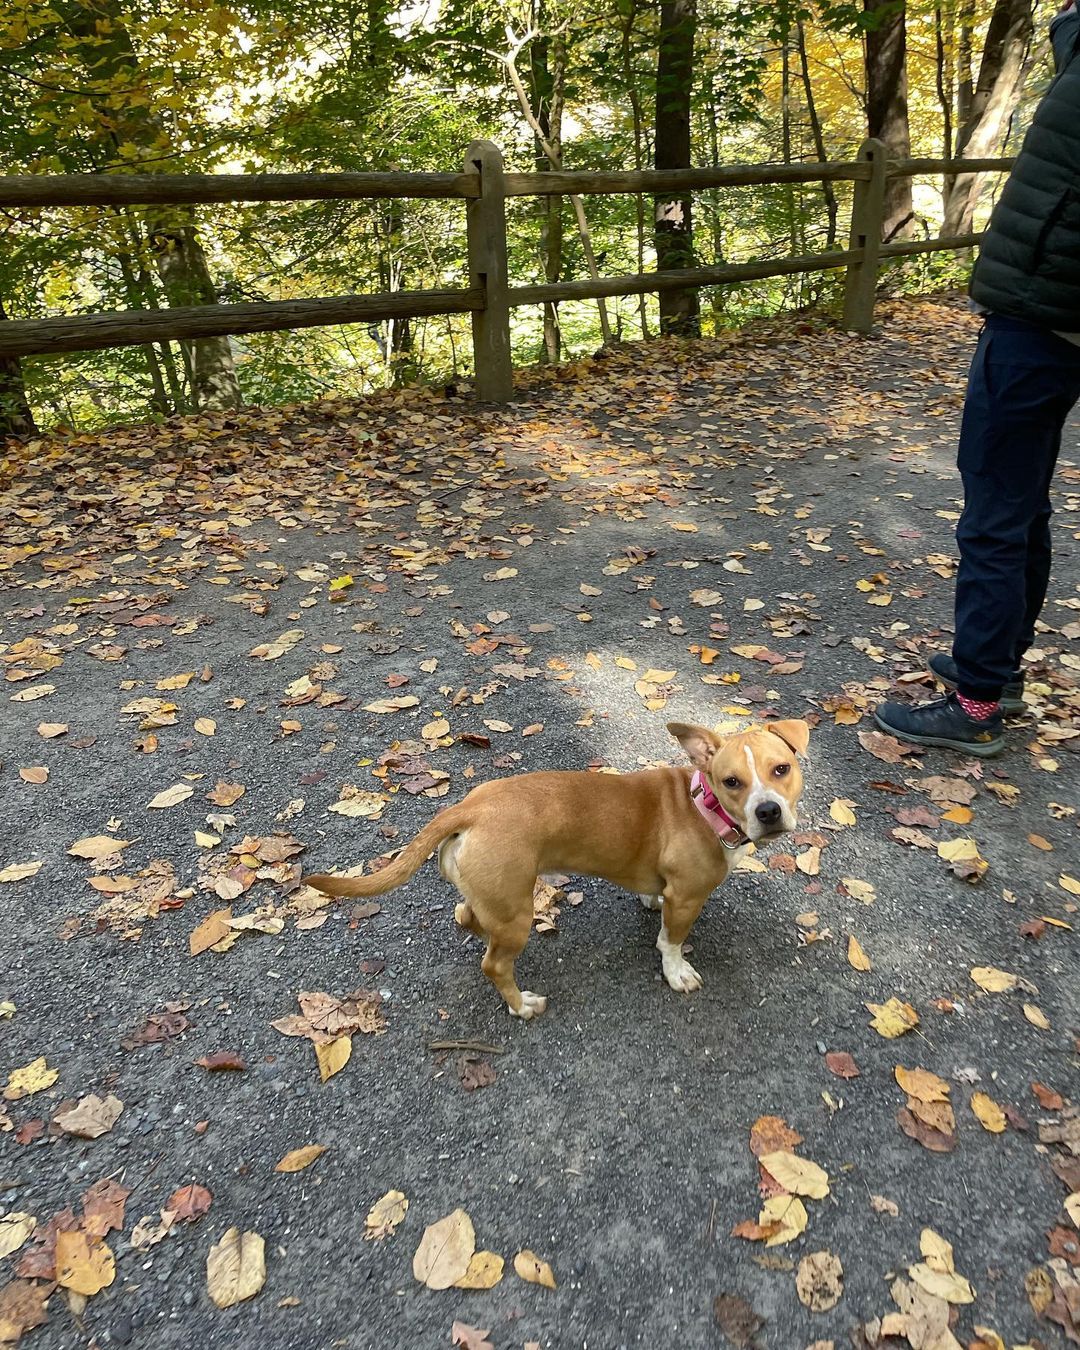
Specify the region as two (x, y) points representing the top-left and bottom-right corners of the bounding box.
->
(667, 719), (810, 843)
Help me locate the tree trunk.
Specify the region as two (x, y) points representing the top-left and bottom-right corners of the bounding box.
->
(941, 0), (1033, 236)
(0, 299), (37, 438)
(863, 0), (914, 242)
(796, 17), (838, 250)
(935, 1), (955, 195)
(654, 0), (700, 335)
(530, 22), (565, 363)
(619, 0), (650, 338)
(58, 0), (241, 412)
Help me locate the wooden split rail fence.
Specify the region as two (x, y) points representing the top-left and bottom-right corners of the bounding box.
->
(0, 139), (1013, 402)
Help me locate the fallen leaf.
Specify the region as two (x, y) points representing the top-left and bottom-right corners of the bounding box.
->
(364, 1190), (408, 1241)
(206, 1228), (266, 1308)
(314, 1036), (351, 1082)
(3, 1057), (58, 1101)
(274, 1145), (327, 1173)
(1033, 1082), (1064, 1111)
(454, 1251), (505, 1290)
(796, 1250), (843, 1312)
(758, 1193), (808, 1246)
(52, 1093), (123, 1139)
(68, 835), (131, 860)
(451, 1323), (494, 1350)
(18, 767), (48, 785)
(363, 695), (420, 713)
(1059, 874), (1080, 896)
(167, 1184), (212, 1222)
(841, 877), (876, 904)
(207, 781), (245, 807)
(847, 935), (871, 971)
(825, 1051), (859, 1079)
(895, 1067), (950, 1102)
(1025, 1266), (1054, 1316)
(513, 1249), (556, 1289)
(713, 1292), (765, 1346)
(1065, 1193), (1080, 1228)
(749, 1115), (804, 1158)
(0, 1215), (36, 1261)
(829, 798), (857, 827)
(412, 1209), (475, 1289)
(870, 1194), (899, 1217)
(866, 998), (919, 1038)
(970, 966), (1017, 993)
(194, 717), (217, 737)
(0, 1278), (49, 1341)
(148, 783), (194, 809)
(908, 1261), (974, 1304)
(971, 1092), (1007, 1133)
(54, 1231), (114, 1296)
(1023, 1003), (1051, 1030)
(0, 862), (43, 884)
(758, 1151), (829, 1199)
(189, 907), (232, 956)
(194, 1051), (246, 1072)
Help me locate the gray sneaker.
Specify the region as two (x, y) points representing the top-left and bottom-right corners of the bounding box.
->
(927, 653), (1026, 714)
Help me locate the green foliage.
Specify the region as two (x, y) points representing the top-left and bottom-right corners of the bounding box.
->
(0, 0), (1002, 430)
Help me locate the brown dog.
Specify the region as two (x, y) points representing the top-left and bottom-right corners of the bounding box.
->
(304, 719), (809, 1018)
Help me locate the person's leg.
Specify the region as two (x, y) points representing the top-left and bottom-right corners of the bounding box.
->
(952, 317), (1080, 700)
(876, 317), (1080, 754)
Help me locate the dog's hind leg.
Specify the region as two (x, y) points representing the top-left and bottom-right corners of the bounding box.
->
(480, 909), (545, 1019)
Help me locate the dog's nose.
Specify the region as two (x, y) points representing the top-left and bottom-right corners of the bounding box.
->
(755, 800), (782, 828)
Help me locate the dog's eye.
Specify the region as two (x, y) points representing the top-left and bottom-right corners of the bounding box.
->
(722, 776), (741, 790)
(774, 763), (791, 777)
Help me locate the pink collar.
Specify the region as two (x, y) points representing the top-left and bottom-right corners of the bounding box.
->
(690, 771), (747, 848)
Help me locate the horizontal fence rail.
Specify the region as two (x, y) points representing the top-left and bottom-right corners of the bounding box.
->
(0, 138), (1012, 401)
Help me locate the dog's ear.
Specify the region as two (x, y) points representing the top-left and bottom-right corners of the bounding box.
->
(667, 721), (722, 770)
(765, 718), (810, 756)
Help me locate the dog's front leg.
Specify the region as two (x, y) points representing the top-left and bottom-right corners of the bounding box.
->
(657, 888), (709, 993)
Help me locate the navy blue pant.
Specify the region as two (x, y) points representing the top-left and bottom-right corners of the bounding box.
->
(953, 314), (1080, 700)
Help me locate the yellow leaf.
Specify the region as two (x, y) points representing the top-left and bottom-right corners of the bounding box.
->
(148, 783), (194, 809)
(3, 1056), (58, 1101)
(513, 1249), (557, 1289)
(969, 966), (1017, 993)
(614, 656), (637, 670)
(274, 1144), (327, 1173)
(842, 877), (876, 904)
(867, 592), (893, 606)
(194, 717), (217, 737)
(328, 574), (354, 592)
(1040, 916), (1073, 929)
(796, 846), (820, 876)
(758, 1193), (808, 1246)
(866, 998), (919, 1038)
(670, 521), (698, 532)
(455, 1251), (505, 1289)
(363, 695), (419, 713)
(195, 831), (221, 849)
(830, 798), (857, 827)
(0, 1213), (37, 1260)
(0, 862), (43, 884)
(758, 1150), (830, 1199)
(55, 1232), (115, 1296)
(421, 718), (450, 739)
(206, 1228), (266, 1308)
(908, 1261), (975, 1304)
(364, 1190), (408, 1241)
(970, 1092), (1006, 1133)
(68, 835), (131, 859)
(156, 672), (194, 691)
(920, 1228), (955, 1273)
(847, 935), (871, 971)
(941, 805), (974, 824)
(315, 1036), (351, 1082)
(640, 668), (676, 684)
(895, 1067), (950, 1102)
(189, 907), (232, 956)
(1059, 874), (1080, 896)
(937, 837), (980, 862)
(1023, 1003), (1051, 1030)
(412, 1209), (475, 1289)
(1065, 1193), (1080, 1228)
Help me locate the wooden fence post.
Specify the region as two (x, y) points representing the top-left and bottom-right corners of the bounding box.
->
(464, 140), (513, 402)
(841, 138), (887, 333)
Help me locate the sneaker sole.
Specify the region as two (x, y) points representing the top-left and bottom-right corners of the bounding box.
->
(927, 666), (1026, 715)
(873, 711), (1005, 758)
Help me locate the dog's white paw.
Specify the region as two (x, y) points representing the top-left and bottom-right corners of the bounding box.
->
(640, 893), (663, 911)
(662, 956), (703, 993)
(509, 990), (548, 1020)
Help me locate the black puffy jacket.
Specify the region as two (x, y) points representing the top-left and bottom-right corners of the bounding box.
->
(969, 10), (1080, 329)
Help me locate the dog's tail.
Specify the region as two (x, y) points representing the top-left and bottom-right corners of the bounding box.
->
(302, 802), (469, 900)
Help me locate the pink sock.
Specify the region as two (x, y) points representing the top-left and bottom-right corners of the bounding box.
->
(957, 693), (999, 721)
